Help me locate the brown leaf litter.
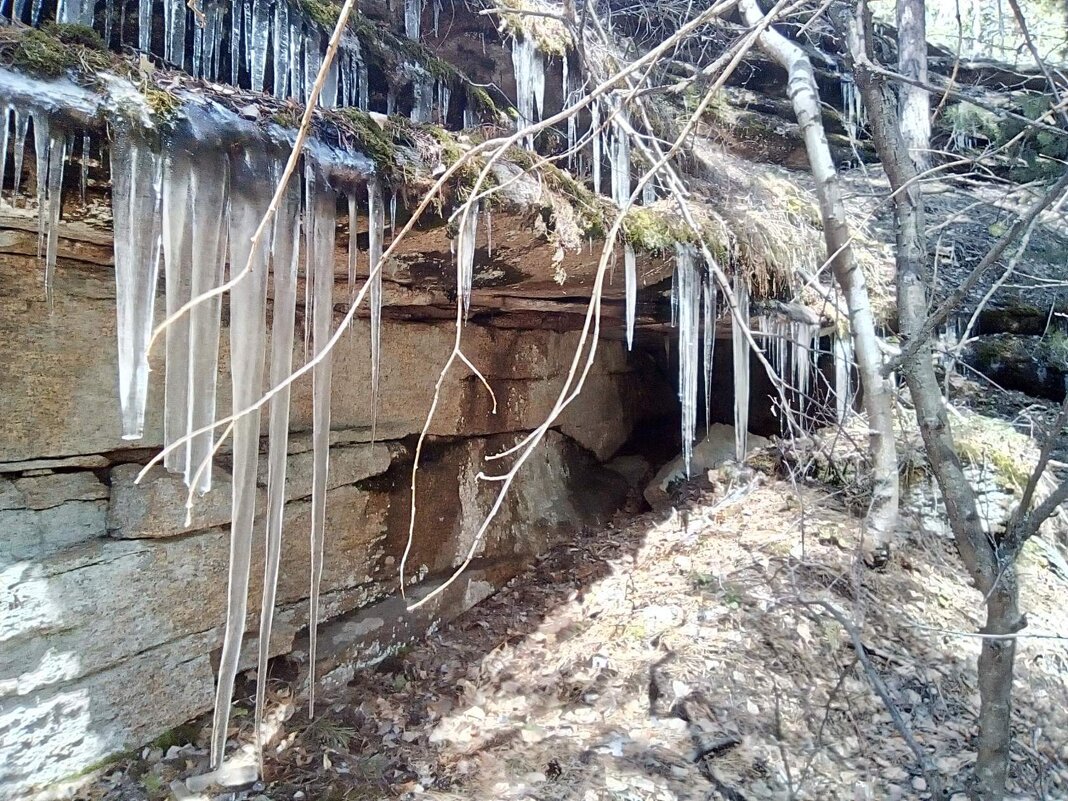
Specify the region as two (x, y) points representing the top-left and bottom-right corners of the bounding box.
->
(83, 470), (1068, 801)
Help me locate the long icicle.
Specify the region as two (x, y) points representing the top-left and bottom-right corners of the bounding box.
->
(624, 244), (636, 349)
(367, 176), (384, 442)
(456, 199), (478, 318)
(306, 166), (336, 719)
(254, 167), (301, 771)
(161, 147), (193, 473)
(702, 268), (716, 433)
(42, 129), (66, 306)
(732, 274), (750, 461)
(676, 244), (700, 476)
(210, 151), (272, 770)
(184, 149), (230, 493)
(111, 125), (163, 440)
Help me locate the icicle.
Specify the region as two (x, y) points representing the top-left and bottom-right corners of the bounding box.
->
(231, 0), (242, 84)
(249, 0), (270, 92)
(105, 0), (114, 46)
(254, 164), (301, 769)
(456, 202), (478, 317)
(610, 115), (630, 207)
(42, 130), (66, 305)
(642, 181), (656, 205)
(212, 4), (226, 81)
(138, 0), (152, 51)
(624, 244), (636, 350)
(30, 0), (41, 25)
(11, 109), (27, 201)
(183, 149), (229, 492)
(389, 191), (396, 233)
(209, 149), (272, 771)
(404, 0), (420, 40)
(304, 32), (322, 105)
(161, 151), (192, 473)
(305, 166), (336, 719)
(79, 133), (90, 205)
(432, 0), (440, 37)
(347, 192), (358, 310)
(485, 206), (492, 258)
(834, 333), (853, 423)
(243, 0), (253, 80)
(321, 54), (339, 108)
(410, 70), (432, 122)
(357, 53), (369, 110)
(31, 112), (48, 256)
(111, 126), (163, 440)
(367, 177), (384, 441)
(675, 245), (700, 477)
(510, 35), (544, 145)
(289, 19), (302, 101)
(702, 270), (716, 432)
(669, 267), (678, 328)
(273, 0), (290, 98)
(731, 276), (750, 460)
(164, 0), (186, 68)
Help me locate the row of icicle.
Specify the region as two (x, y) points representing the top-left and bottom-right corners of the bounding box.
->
(137, 132), (389, 768)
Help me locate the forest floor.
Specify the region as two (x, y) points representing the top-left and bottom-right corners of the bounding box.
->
(82, 453), (1068, 801)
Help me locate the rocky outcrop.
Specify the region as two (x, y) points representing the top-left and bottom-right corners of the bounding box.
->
(0, 228), (664, 793)
(961, 333), (1068, 401)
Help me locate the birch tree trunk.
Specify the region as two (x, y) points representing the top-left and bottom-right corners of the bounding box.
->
(831, 4), (1024, 797)
(738, 0), (899, 564)
(897, 0), (930, 170)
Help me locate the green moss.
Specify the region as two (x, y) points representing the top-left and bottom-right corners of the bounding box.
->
(338, 108), (398, 174)
(299, 0), (343, 29)
(45, 21), (106, 50)
(1, 23), (111, 80)
(150, 722), (200, 751)
(623, 207), (688, 252)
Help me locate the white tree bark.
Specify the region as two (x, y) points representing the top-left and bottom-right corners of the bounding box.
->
(738, 0), (900, 563)
(897, 0), (930, 170)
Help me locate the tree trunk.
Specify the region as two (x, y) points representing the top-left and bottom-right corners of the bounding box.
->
(896, 0), (930, 170)
(831, 4), (1020, 798)
(738, 0), (899, 564)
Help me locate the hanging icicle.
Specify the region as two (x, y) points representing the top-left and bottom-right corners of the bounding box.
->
(404, 0), (420, 40)
(510, 35), (544, 146)
(624, 244), (636, 350)
(305, 165), (336, 718)
(702, 270), (716, 433)
(675, 245), (701, 477)
(111, 125), (163, 440)
(367, 176), (384, 442)
(731, 275), (750, 461)
(254, 163), (302, 766)
(834, 331), (853, 423)
(210, 149), (272, 770)
(160, 144), (229, 492)
(456, 202), (479, 318)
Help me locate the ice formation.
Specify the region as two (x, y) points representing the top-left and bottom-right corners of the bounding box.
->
(456, 201), (479, 317)
(404, 0), (420, 40)
(675, 245), (701, 477)
(305, 166), (337, 717)
(211, 150), (272, 769)
(702, 270), (716, 432)
(732, 275), (750, 460)
(367, 176), (385, 440)
(511, 35), (544, 145)
(256, 165), (302, 754)
(834, 331), (853, 422)
(111, 125), (163, 440)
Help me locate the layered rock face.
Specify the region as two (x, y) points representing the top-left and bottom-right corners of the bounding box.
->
(0, 234), (669, 793)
